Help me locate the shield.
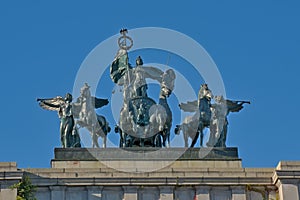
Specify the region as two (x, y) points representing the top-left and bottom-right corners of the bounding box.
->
(128, 97), (156, 126)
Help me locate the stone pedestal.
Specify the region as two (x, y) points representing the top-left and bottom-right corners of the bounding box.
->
(53, 147), (240, 161)
(51, 147), (242, 172)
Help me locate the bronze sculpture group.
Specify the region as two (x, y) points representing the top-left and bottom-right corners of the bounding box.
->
(37, 29), (249, 149)
(111, 52), (175, 147)
(37, 84), (110, 148)
(175, 85), (250, 148)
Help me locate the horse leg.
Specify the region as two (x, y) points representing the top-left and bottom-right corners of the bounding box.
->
(163, 134), (170, 148)
(103, 135), (107, 148)
(125, 133), (132, 147)
(165, 129), (170, 148)
(154, 134), (162, 147)
(190, 131), (199, 148)
(200, 130), (204, 147)
(140, 138), (144, 147)
(92, 132), (100, 148)
(161, 131), (166, 147)
(167, 131), (170, 148)
(161, 133), (164, 148)
(102, 123), (109, 148)
(118, 129), (123, 147)
(119, 133), (123, 147)
(91, 132), (95, 148)
(182, 128), (189, 148)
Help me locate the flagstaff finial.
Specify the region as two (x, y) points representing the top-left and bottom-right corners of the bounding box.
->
(118, 28), (133, 51)
(120, 28), (128, 35)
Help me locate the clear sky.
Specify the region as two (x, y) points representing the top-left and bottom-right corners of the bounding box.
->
(0, 0), (300, 169)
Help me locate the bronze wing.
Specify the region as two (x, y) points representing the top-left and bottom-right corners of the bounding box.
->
(37, 96), (64, 112)
(92, 97), (109, 109)
(142, 66), (164, 83)
(179, 100), (198, 112)
(225, 100), (244, 112)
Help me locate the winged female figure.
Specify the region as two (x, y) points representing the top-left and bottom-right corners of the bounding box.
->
(37, 93), (81, 148)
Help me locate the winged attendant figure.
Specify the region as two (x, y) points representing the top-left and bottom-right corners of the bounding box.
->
(207, 96), (250, 147)
(37, 93), (81, 148)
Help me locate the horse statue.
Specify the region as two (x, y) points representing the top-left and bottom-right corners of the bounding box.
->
(154, 69), (175, 147)
(72, 83), (110, 148)
(76, 114), (111, 148)
(175, 83), (213, 147)
(175, 112), (199, 147)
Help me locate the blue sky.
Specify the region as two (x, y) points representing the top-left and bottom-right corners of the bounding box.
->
(1, 1), (300, 168)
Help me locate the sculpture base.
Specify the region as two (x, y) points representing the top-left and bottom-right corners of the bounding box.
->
(53, 147), (239, 161)
(52, 148), (241, 171)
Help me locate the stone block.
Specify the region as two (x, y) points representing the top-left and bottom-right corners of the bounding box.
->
(0, 188), (17, 200)
(0, 162), (17, 172)
(50, 186), (66, 200)
(174, 187), (195, 200)
(278, 182), (299, 200)
(66, 187), (87, 200)
(102, 187), (124, 200)
(210, 187), (232, 200)
(35, 187), (50, 200)
(195, 186), (210, 200)
(159, 186), (174, 200)
(231, 186), (246, 200)
(86, 186), (103, 200)
(246, 190), (264, 200)
(276, 161), (300, 170)
(138, 187), (160, 200)
(122, 186), (137, 200)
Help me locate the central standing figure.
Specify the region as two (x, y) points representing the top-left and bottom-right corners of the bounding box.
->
(133, 56), (148, 97)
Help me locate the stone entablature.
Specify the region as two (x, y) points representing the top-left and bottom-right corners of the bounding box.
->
(1, 154), (300, 199)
